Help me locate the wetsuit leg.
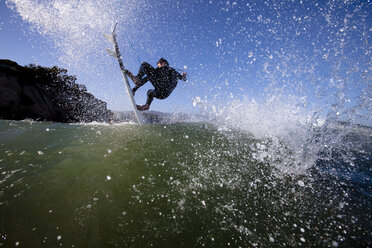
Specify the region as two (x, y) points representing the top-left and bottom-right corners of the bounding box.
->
(146, 89), (169, 106)
(146, 89), (155, 106)
(137, 62), (156, 86)
(132, 62), (157, 94)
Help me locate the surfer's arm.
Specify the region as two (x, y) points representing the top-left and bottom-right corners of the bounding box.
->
(177, 71), (187, 81)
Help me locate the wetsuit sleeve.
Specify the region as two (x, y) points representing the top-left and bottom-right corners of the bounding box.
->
(176, 70), (187, 81)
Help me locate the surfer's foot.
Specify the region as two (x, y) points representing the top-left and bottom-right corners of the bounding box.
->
(137, 104), (150, 111)
(125, 70), (141, 85)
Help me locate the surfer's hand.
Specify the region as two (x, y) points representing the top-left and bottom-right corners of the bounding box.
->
(181, 72), (187, 81)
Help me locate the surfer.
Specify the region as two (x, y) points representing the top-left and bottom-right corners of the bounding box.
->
(125, 58), (187, 111)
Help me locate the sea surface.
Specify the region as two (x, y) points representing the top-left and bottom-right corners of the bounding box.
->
(3, 0), (371, 247)
(0, 118), (371, 247)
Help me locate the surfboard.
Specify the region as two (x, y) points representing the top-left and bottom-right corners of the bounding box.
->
(105, 22), (143, 125)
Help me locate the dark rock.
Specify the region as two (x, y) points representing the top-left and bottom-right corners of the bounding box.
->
(0, 59), (113, 123)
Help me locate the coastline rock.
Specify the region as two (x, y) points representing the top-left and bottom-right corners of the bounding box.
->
(0, 59), (113, 123)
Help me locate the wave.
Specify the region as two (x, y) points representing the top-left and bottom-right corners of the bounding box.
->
(0, 119), (371, 247)
(191, 93), (371, 177)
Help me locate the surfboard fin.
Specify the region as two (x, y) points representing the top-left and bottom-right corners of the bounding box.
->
(106, 48), (117, 58)
(104, 33), (114, 44)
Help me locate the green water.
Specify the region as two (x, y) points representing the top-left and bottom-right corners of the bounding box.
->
(0, 120), (370, 247)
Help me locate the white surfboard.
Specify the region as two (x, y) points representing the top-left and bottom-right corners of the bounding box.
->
(105, 22), (143, 125)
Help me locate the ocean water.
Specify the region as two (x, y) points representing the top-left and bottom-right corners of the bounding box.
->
(0, 118), (371, 247)
(3, 0), (371, 247)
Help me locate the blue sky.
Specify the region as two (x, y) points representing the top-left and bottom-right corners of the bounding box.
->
(0, 0), (371, 124)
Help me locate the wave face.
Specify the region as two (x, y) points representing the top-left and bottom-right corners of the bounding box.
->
(0, 119), (371, 247)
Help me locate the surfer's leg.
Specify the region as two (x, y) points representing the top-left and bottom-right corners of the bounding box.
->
(137, 104), (150, 111)
(126, 62), (155, 86)
(137, 89), (166, 111)
(136, 89), (155, 111)
(137, 62), (156, 82)
(146, 89), (155, 106)
(125, 70), (141, 85)
(145, 89), (167, 105)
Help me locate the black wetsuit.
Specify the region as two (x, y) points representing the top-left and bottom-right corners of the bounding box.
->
(132, 62), (186, 106)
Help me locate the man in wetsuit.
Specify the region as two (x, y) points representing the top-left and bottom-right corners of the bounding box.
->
(125, 58), (187, 111)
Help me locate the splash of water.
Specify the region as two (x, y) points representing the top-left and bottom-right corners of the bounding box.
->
(191, 0), (371, 175)
(6, 0), (138, 69)
(194, 89), (370, 176)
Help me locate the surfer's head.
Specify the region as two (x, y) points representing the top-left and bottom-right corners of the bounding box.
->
(157, 58), (169, 67)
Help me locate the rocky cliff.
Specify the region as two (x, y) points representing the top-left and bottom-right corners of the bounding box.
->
(0, 59), (113, 123)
